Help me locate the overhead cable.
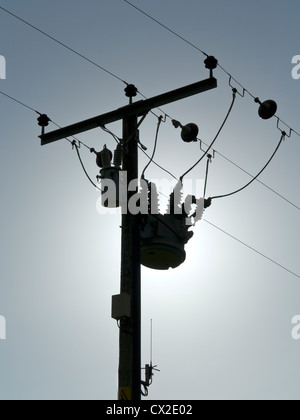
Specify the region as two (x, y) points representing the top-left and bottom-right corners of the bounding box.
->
(203, 218), (300, 280)
(210, 131), (286, 201)
(180, 88), (237, 181)
(0, 5), (128, 86)
(122, 0), (300, 139)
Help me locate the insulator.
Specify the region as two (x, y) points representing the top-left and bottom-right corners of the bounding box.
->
(193, 198), (205, 224)
(148, 182), (159, 215)
(100, 145), (113, 168)
(37, 114), (50, 128)
(183, 194), (195, 217)
(139, 180), (149, 212)
(167, 181), (183, 214)
(181, 123), (199, 142)
(166, 191), (174, 215)
(124, 84), (138, 98)
(204, 56), (218, 70)
(113, 143), (123, 167)
(258, 99), (277, 120)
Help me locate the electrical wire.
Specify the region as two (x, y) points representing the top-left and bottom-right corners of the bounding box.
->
(203, 156), (211, 199)
(0, 89), (40, 114)
(139, 145), (178, 181)
(50, 120), (93, 150)
(1, 85), (299, 210)
(210, 131), (285, 201)
(122, 0), (300, 139)
(141, 115), (163, 180)
(2, 88), (297, 280)
(121, 0), (208, 57)
(209, 143), (300, 212)
(0, 4), (168, 116)
(0, 82), (176, 182)
(202, 218), (300, 280)
(3, 1), (299, 141)
(0, 5), (128, 86)
(180, 88), (237, 181)
(100, 126), (121, 144)
(74, 143), (101, 191)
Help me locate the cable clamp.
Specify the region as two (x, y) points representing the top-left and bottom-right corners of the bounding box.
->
(229, 76), (246, 97)
(276, 118), (292, 138)
(199, 139), (215, 159)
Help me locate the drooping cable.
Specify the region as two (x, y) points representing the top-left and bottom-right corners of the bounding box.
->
(209, 131), (286, 201)
(139, 146), (178, 181)
(141, 115), (163, 180)
(1, 77), (299, 210)
(209, 141), (300, 211)
(100, 126), (121, 144)
(74, 142), (101, 191)
(180, 88), (237, 181)
(203, 155), (212, 199)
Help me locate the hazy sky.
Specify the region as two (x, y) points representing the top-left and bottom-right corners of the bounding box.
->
(0, 0), (300, 400)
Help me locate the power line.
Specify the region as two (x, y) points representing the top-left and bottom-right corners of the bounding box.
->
(203, 218), (300, 280)
(0, 4), (169, 117)
(0, 88), (179, 182)
(0, 5), (128, 86)
(4, 0), (298, 145)
(180, 88), (236, 181)
(120, 0), (300, 208)
(0, 89), (95, 150)
(139, 145), (178, 181)
(208, 143), (300, 212)
(141, 115), (163, 180)
(121, 0), (209, 58)
(210, 131), (285, 201)
(0, 89), (40, 114)
(1, 86), (299, 210)
(74, 143), (101, 191)
(1, 88), (298, 281)
(121, 0), (300, 139)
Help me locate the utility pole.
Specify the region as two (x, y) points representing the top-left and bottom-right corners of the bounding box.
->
(119, 94), (141, 399)
(38, 58), (217, 401)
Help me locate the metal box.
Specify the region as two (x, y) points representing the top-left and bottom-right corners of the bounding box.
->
(111, 293), (131, 320)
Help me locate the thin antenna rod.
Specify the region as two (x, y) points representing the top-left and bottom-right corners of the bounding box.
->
(150, 319), (153, 366)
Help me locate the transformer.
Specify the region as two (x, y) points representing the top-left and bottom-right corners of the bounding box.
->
(140, 213), (194, 270)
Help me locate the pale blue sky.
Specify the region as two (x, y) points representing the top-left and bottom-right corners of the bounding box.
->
(0, 0), (300, 400)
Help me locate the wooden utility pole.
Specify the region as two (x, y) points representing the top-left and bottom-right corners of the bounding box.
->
(38, 63), (217, 401)
(119, 111), (141, 400)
